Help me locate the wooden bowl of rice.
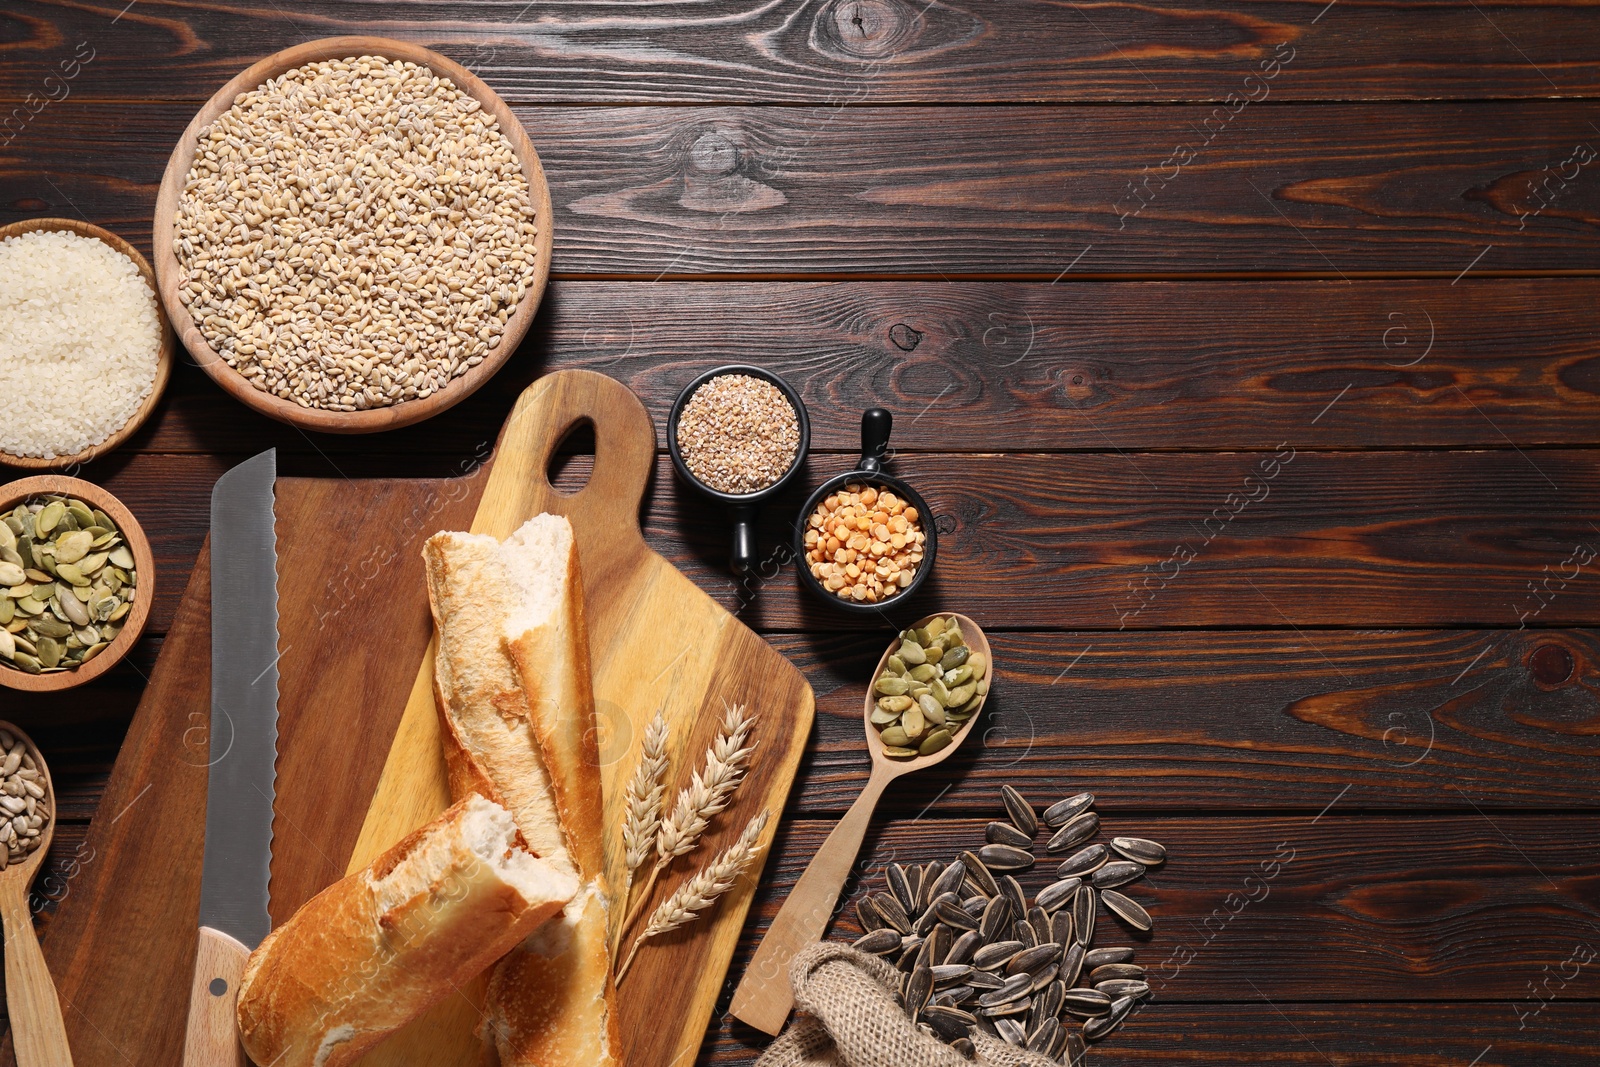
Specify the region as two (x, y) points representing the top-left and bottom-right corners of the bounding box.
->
(0, 218), (174, 471)
(151, 36), (554, 434)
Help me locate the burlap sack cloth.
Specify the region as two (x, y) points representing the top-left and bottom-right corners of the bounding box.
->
(755, 943), (1056, 1067)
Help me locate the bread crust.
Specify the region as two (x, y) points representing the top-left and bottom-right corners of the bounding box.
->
(235, 795), (574, 1067)
(424, 517), (623, 1066)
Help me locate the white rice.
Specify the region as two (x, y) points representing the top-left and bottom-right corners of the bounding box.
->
(0, 229), (161, 460)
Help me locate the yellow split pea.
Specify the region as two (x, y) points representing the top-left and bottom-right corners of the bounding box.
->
(803, 483), (924, 603)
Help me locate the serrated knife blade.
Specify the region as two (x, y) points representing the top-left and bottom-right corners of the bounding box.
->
(183, 448), (278, 1067)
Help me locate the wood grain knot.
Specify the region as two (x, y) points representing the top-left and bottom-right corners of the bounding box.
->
(1528, 643), (1575, 687)
(679, 128), (787, 213)
(820, 0), (921, 59)
(889, 323), (922, 351)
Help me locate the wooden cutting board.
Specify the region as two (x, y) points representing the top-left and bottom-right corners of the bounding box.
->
(36, 370), (814, 1067)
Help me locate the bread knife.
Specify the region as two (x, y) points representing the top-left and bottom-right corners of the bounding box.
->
(183, 450), (278, 1066)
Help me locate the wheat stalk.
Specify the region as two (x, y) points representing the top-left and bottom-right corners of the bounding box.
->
(611, 708), (670, 959)
(618, 703), (757, 938)
(615, 808), (769, 984)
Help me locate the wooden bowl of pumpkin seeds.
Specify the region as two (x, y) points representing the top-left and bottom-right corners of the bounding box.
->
(0, 477), (153, 692)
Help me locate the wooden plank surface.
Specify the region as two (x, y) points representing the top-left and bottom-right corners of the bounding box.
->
(79, 279), (1600, 456)
(37, 623), (1600, 819)
(3, 2), (1599, 1064)
(5, 0), (1600, 103)
(10, 103), (1600, 277)
(60, 449), (1600, 635)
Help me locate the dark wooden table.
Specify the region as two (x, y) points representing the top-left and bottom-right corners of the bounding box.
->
(5, 2), (1600, 1063)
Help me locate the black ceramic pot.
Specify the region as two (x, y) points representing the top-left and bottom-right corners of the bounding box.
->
(792, 408), (937, 615)
(668, 364), (811, 575)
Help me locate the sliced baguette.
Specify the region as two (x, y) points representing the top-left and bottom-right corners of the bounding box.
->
(235, 794), (575, 1067)
(424, 515), (622, 1066)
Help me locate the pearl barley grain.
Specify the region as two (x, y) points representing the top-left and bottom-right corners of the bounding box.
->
(676, 375), (801, 495)
(173, 55), (540, 412)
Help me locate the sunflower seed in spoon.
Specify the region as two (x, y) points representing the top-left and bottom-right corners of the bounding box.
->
(1042, 792), (1094, 827)
(979, 844), (1034, 872)
(1111, 835), (1167, 866)
(1091, 860), (1146, 889)
(1000, 785), (1037, 837)
(1101, 889), (1153, 932)
(1045, 812), (1100, 853)
(1055, 843), (1108, 880)
(985, 821), (1033, 849)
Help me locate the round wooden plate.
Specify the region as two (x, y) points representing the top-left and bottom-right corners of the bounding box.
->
(151, 35), (555, 434)
(0, 476), (155, 693)
(0, 218), (174, 471)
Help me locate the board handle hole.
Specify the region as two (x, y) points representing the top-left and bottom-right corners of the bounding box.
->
(546, 419), (596, 497)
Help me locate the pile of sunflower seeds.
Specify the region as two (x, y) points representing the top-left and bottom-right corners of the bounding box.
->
(849, 786), (1164, 1063)
(1, 495), (137, 673)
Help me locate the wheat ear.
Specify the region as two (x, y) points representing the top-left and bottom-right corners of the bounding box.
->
(618, 703), (757, 937)
(615, 808), (769, 984)
(612, 709), (671, 959)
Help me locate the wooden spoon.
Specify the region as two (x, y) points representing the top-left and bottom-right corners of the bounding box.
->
(729, 613), (993, 1035)
(0, 722), (73, 1066)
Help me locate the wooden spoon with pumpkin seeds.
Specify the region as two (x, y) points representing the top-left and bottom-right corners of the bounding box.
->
(730, 613), (994, 1035)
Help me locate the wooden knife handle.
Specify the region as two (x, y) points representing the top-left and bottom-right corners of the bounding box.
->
(182, 927), (250, 1067)
(729, 766), (891, 1035)
(1, 885), (75, 1067)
